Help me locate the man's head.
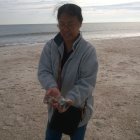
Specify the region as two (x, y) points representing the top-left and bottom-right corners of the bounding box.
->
(57, 3), (83, 23)
(57, 4), (83, 43)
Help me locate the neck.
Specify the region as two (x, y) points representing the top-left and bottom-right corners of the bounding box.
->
(64, 41), (73, 52)
(64, 33), (80, 52)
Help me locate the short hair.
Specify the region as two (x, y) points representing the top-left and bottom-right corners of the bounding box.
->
(57, 3), (83, 23)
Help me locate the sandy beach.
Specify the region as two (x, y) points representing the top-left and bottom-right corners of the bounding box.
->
(0, 37), (140, 140)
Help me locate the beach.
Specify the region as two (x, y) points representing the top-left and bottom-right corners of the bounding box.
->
(0, 37), (140, 140)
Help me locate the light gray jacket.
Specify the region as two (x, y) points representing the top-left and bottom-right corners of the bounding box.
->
(38, 33), (98, 127)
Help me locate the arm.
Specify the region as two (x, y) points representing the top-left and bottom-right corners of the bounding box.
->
(38, 41), (58, 90)
(38, 42), (61, 106)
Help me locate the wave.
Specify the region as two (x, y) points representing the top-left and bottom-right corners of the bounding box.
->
(0, 22), (140, 47)
(0, 41), (45, 47)
(1, 32), (140, 48)
(0, 31), (57, 38)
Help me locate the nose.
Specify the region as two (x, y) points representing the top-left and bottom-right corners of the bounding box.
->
(61, 26), (70, 32)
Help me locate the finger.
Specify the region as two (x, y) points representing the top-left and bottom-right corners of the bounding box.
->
(52, 103), (59, 108)
(43, 98), (48, 104)
(56, 104), (63, 112)
(66, 99), (74, 106)
(58, 108), (65, 113)
(46, 90), (52, 96)
(46, 88), (60, 97)
(57, 104), (70, 113)
(43, 96), (50, 104)
(43, 93), (52, 104)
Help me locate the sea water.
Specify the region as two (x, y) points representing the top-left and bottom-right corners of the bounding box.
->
(0, 22), (140, 47)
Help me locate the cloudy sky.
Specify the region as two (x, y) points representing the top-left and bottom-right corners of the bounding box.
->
(0, 0), (140, 25)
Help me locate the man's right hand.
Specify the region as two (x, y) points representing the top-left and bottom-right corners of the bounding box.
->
(43, 87), (61, 104)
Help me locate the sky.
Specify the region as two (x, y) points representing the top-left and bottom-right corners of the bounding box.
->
(0, 0), (140, 25)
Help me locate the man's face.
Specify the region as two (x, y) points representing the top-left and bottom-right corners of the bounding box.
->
(58, 13), (81, 43)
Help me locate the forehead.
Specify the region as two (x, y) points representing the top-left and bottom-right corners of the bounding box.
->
(58, 13), (79, 23)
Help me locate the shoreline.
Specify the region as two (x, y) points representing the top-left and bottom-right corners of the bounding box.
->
(0, 36), (140, 140)
(1, 35), (140, 48)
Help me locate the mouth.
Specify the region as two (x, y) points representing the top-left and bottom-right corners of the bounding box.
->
(62, 33), (71, 38)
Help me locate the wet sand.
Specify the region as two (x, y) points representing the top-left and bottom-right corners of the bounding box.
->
(0, 37), (140, 140)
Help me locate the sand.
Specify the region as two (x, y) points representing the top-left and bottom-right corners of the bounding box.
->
(0, 37), (140, 140)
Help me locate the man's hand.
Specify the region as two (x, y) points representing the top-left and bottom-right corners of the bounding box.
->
(57, 99), (74, 113)
(43, 87), (61, 104)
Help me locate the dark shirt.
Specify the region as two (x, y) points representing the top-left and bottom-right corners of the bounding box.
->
(61, 33), (80, 69)
(61, 45), (73, 69)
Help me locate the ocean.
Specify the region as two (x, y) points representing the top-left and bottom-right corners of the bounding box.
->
(0, 22), (140, 47)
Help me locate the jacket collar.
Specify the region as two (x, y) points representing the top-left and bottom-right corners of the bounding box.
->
(54, 33), (63, 46)
(54, 32), (82, 50)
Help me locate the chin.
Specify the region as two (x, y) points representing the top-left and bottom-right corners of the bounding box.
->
(63, 36), (72, 41)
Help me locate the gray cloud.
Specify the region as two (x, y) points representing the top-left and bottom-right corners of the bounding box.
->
(82, 2), (140, 11)
(0, 0), (140, 24)
(0, 0), (72, 13)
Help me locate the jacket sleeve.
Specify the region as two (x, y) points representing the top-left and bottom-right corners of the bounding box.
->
(65, 47), (98, 106)
(38, 41), (58, 90)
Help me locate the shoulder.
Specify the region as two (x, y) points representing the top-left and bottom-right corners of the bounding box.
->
(44, 39), (53, 49)
(42, 39), (56, 53)
(80, 38), (97, 57)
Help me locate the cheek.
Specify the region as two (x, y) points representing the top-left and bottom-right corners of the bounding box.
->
(72, 30), (79, 37)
